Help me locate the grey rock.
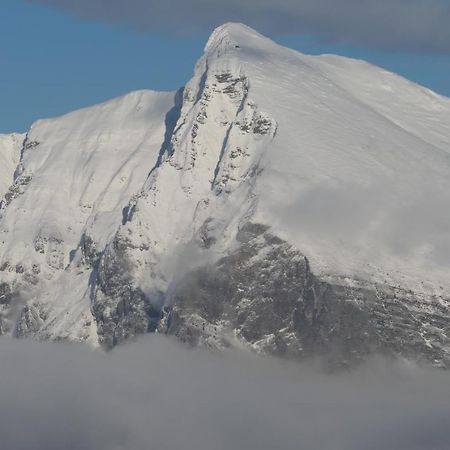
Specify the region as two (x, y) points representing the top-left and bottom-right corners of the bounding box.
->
(164, 223), (450, 368)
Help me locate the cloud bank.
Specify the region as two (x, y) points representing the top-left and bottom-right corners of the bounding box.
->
(1, 336), (450, 450)
(277, 180), (450, 269)
(27, 0), (450, 53)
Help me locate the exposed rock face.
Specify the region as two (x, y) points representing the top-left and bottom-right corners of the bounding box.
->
(86, 214), (450, 368)
(0, 173), (32, 210)
(91, 232), (164, 348)
(161, 223), (450, 368)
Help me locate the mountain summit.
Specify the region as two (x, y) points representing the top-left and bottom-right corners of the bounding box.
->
(1, 24), (450, 366)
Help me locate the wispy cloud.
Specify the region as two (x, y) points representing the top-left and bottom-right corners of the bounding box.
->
(27, 0), (450, 52)
(276, 180), (450, 268)
(1, 336), (450, 449)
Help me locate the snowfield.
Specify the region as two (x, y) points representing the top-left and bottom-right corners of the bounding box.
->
(1, 24), (449, 365)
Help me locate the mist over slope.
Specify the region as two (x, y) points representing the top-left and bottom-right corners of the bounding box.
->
(1, 336), (450, 450)
(0, 24), (449, 366)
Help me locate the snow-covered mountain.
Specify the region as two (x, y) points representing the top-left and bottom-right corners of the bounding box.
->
(1, 23), (450, 366)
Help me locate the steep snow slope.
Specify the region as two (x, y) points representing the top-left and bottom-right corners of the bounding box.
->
(202, 24), (450, 292)
(0, 90), (177, 340)
(0, 133), (24, 199)
(1, 24), (450, 365)
(103, 22), (450, 297)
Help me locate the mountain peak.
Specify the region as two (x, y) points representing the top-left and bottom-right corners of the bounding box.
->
(210, 22), (260, 37)
(1, 20), (450, 366)
(204, 22), (275, 56)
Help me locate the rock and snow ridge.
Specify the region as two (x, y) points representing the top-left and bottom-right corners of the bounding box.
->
(1, 23), (450, 366)
(0, 133), (25, 200)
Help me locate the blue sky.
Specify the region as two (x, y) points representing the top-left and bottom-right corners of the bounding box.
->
(2, 0), (450, 133)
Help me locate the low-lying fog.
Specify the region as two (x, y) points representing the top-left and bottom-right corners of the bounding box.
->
(1, 336), (449, 450)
